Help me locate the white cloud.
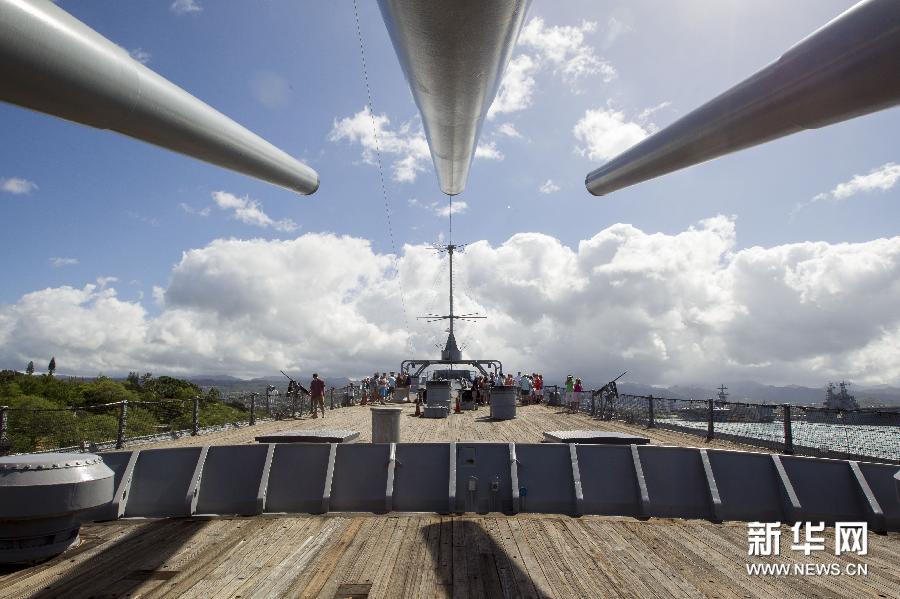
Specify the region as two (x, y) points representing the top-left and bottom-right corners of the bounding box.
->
(170, 0), (201, 14)
(329, 107), (431, 183)
(409, 198), (469, 218)
(794, 162), (900, 215)
(331, 107), (502, 183)
(179, 202), (210, 217)
(539, 179), (560, 194)
(573, 108), (649, 162)
(5, 220), (900, 385)
(97, 276), (119, 288)
(497, 123), (522, 139)
(488, 54), (539, 119)
(50, 257), (78, 268)
(212, 191), (297, 232)
(489, 17), (616, 119)
(475, 141), (504, 161)
(518, 17), (616, 85)
(1, 177), (38, 195)
(435, 201), (468, 217)
(129, 48), (151, 64)
(251, 71), (290, 109)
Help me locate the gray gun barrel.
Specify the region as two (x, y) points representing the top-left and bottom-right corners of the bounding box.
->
(0, 0), (319, 195)
(585, 0), (900, 196)
(378, 0), (531, 196)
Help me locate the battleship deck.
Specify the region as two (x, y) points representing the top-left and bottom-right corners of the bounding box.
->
(120, 402), (785, 452)
(2, 404), (899, 598)
(2, 514), (898, 598)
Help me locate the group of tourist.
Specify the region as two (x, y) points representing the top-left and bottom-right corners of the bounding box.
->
(358, 371), (413, 405)
(466, 371), (545, 405)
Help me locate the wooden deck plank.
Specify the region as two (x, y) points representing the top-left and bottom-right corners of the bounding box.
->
(2, 515), (898, 599)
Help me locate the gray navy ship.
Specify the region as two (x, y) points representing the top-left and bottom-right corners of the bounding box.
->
(806, 381), (900, 426)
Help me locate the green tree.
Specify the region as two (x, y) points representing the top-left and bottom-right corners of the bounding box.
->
(48, 357), (56, 377)
(26, 361), (34, 375)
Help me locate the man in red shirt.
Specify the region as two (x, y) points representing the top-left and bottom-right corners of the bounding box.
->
(309, 373), (326, 418)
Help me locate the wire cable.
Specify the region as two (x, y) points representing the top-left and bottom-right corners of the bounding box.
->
(352, 0), (411, 336)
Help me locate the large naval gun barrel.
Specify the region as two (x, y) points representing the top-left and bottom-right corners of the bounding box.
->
(0, 0), (319, 195)
(378, 0), (531, 195)
(586, 0), (900, 196)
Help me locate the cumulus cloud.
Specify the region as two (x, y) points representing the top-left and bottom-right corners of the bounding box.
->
(409, 198), (468, 218)
(49, 257), (78, 268)
(330, 107), (500, 183)
(497, 123), (523, 139)
(212, 191), (297, 232)
(435, 201), (468, 218)
(489, 17), (616, 119)
(1, 177), (38, 195)
(539, 179), (560, 194)
(519, 17), (616, 84)
(794, 162), (900, 215)
(170, 0), (201, 14)
(573, 107), (649, 162)
(488, 55), (539, 119)
(475, 141), (504, 161)
(329, 107), (430, 183)
(251, 71), (290, 109)
(129, 48), (151, 64)
(4, 220), (900, 385)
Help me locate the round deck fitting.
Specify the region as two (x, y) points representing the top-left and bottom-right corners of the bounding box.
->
(0, 453), (114, 563)
(371, 407), (403, 443)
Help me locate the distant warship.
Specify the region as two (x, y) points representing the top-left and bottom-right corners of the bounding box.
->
(806, 381), (900, 426)
(676, 385), (775, 423)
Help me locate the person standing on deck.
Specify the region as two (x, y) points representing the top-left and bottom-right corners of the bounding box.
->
(533, 373), (543, 403)
(379, 373), (388, 403)
(310, 373), (326, 418)
(565, 375), (575, 412)
(573, 378), (584, 413)
(519, 373), (532, 405)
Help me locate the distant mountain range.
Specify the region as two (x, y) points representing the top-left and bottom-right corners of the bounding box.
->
(184, 374), (900, 407)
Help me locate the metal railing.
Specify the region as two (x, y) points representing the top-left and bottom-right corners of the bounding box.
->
(0, 384), (366, 456)
(560, 391), (899, 464)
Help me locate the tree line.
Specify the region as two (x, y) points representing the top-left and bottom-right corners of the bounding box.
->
(0, 367), (244, 454)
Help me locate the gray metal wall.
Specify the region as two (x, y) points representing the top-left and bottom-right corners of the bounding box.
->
(95, 443), (900, 531)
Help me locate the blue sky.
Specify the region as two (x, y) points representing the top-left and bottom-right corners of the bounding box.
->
(1, 0), (898, 384)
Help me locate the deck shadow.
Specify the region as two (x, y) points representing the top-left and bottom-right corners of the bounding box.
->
(25, 519), (205, 598)
(419, 519), (552, 599)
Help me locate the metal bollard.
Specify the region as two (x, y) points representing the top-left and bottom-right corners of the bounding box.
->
(116, 400), (128, 449)
(706, 399), (715, 441)
(192, 396), (200, 436)
(783, 404), (794, 455)
(249, 393), (256, 426)
(647, 395), (655, 429)
(0, 406), (10, 456)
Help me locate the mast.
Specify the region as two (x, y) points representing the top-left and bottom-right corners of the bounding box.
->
(448, 244), (455, 338)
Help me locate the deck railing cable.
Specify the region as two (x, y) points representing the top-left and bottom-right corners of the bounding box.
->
(556, 390), (899, 464)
